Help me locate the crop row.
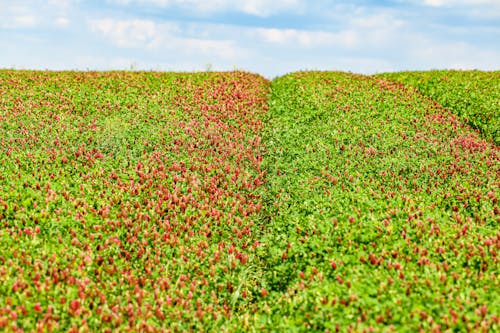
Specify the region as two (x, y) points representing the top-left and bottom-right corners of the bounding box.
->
(378, 70), (500, 144)
(249, 72), (499, 332)
(0, 70), (269, 332)
(0, 70), (498, 332)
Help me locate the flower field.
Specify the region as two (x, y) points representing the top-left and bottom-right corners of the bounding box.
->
(0, 70), (498, 332)
(377, 70), (500, 145)
(0, 70), (270, 332)
(249, 71), (499, 332)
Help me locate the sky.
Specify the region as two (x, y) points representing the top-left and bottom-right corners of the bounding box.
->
(0, 0), (499, 78)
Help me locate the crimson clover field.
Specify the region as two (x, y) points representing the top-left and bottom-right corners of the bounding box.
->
(0, 70), (499, 332)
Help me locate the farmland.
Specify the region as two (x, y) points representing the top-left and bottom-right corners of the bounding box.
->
(0, 69), (499, 332)
(378, 70), (500, 145)
(0, 71), (270, 332)
(252, 72), (499, 332)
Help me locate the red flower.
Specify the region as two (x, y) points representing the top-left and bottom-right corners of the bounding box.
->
(33, 303), (42, 313)
(69, 300), (80, 312)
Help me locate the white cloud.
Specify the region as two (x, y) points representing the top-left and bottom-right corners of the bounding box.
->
(48, 0), (76, 9)
(55, 17), (70, 27)
(423, 0), (500, 10)
(90, 18), (165, 48)
(409, 37), (500, 70)
(350, 13), (406, 30)
(88, 18), (246, 59)
(237, 0), (302, 17)
(256, 28), (359, 48)
(180, 38), (243, 58)
(107, 0), (303, 17)
(255, 12), (407, 50)
(0, 1), (78, 29)
(422, 0), (500, 6)
(10, 15), (38, 28)
(0, 4), (39, 28)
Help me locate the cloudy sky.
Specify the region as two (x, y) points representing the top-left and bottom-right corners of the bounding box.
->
(1, 0), (499, 77)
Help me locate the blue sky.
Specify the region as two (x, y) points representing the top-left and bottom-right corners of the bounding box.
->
(1, 0), (499, 78)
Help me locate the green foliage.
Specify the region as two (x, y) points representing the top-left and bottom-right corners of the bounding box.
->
(377, 70), (500, 144)
(0, 70), (270, 331)
(249, 71), (499, 332)
(0, 69), (498, 332)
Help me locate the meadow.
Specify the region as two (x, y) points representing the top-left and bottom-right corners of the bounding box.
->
(0, 69), (498, 332)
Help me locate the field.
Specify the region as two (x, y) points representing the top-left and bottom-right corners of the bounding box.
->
(378, 70), (500, 145)
(0, 69), (499, 332)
